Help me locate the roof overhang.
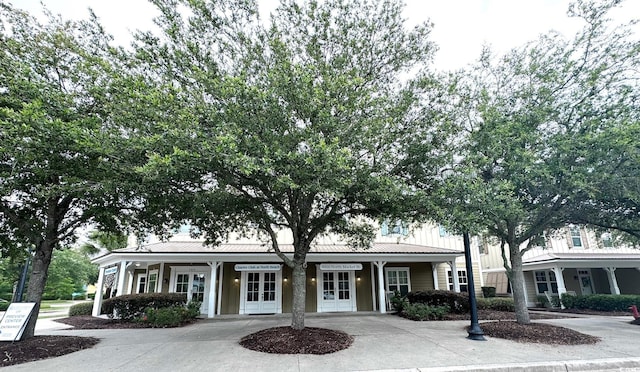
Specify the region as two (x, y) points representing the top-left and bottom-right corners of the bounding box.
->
(523, 255), (640, 271)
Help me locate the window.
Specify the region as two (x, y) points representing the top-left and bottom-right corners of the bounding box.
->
(477, 236), (487, 255)
(136, 275), (146, 294)
(534, 270), (558, 295)
(175, 273), (189, 293)
(147, 270), (158, 293)
(601, 232), (614, 248)
(381, 220), (409, 236)
(570, 226), (582, 248)
(438, 225), (449, 237)
(385, 268), (411, 296)
(447, 269), (468, 292)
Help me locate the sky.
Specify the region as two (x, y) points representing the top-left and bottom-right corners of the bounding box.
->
(11, 0), (640, 70)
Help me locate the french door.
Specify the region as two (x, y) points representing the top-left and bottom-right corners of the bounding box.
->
(318, 271), (356, 312)
(174, 272), (208, 314)
(242, 272), (279, 314)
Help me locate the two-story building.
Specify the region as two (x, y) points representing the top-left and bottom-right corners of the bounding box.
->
(90, 223), (484, 317)
(481, 226), (640, 306)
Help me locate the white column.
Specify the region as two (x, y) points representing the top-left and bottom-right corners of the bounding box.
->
(115, 261), (127, 297)
(605, 267), (620, 295)
(207, 261), (218, 318)
(126, 271), (134, 295)
(158, 263), (165, 293)
(432, 263), (439, 290)
(375, 261), (387, 313)
(92, 266), (106, 316)
(216, 263), (224, 316)
(551, 266), (567, 309)
(448, 261), (460, 292)
(370, 262), (377, 311)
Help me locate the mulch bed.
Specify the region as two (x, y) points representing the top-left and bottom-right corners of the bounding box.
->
(55, 316), (152, 329)
(442, 310), (566, 321)
(478, 321), (600, 345)
(1, 336), (99, 367)
(239, 326), (353, 354)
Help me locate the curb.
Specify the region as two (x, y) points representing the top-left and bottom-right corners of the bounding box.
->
(362, 357), (640, 372)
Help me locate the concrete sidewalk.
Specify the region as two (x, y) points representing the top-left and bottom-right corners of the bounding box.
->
(5, 313), (640, 372)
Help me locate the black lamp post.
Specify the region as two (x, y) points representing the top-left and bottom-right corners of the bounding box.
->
(464, 231), (485, 341)
(15, 255), (31, 302)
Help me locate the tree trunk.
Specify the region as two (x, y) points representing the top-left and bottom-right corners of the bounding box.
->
(21, 240), (55, 340)
(291, 261), (307, 330)
(508, 242), (530, 324)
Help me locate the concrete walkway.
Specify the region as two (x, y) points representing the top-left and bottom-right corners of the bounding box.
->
(5, 313), (640, 372)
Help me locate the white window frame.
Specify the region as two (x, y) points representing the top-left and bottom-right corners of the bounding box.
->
(135, 274), (147, 294)
(147, 269), (159, 293)
(533, 270), (558, 295)
(570, 226), (583, 248)
(385, 267), (411, 295)
(447, 269), (468, 292)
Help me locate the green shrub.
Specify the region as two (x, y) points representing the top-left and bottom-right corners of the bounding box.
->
(185, 301), (202, 319)
(144, 306), (185, 327)
(142, 300), (201, 327)
(476, 297), (515, 312)
(561, 293), (640, 311)
(401, 303), (450, 321)
(389, 291), (408, 312)
(102, 293), (187, 320)
(0, 301), (10, 311)
(481, 286), (496, 298)
(406, 290), (469, 314)
(69, 302), (94, 316)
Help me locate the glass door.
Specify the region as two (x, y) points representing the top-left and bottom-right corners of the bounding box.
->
(319, 271), (355, 312)
(243, 272), (278, 313)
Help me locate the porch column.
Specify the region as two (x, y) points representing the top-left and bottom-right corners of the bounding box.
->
(92, 266), (106, 316)
(216, 263), (224, 316)
(432, 263), (439, 290)
(207, 261), (219, 318)
(158, 263), (165, 293)
(126, 270), (134, 295)
(115, 260), (128, 297)
(448, 261), (460, 292)
(370, 262), (377, 311)
(374, 261), (387, 313)
(551, 266), (567, 309)
(604, 267), (620, 295)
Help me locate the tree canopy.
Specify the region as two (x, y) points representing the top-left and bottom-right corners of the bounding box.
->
(129, 0), (444, 329)
(420, 0), (640, 324)
(0, 4), (138, 338)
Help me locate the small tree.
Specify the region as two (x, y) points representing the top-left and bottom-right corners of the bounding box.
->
(409, 0), (640, 324)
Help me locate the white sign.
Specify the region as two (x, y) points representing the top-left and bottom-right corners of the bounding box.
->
(319, 263), (363, 271)
(234, 264), (282, 271)
(104, 266), (118, 275)
(0, 303), (36, 342)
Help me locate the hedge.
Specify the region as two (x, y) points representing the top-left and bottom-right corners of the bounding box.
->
(0, 301), (10, 311)
(102, 293), (187, 320)
(561, 293), (640, 312)
(69, 302), (94, 316)
(476, 297), (515, 312)
(406, 290), (469, 314)
(401, 303), (450, 321)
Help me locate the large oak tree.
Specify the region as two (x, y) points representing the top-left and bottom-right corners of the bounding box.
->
(131, 0), (442, 330)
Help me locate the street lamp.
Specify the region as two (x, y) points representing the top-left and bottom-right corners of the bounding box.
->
(464, 232), (485, 341)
